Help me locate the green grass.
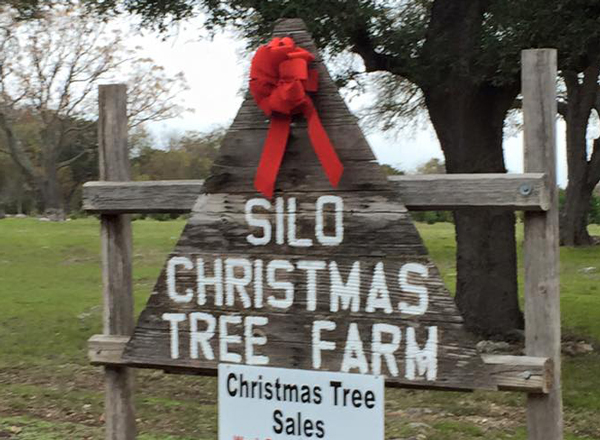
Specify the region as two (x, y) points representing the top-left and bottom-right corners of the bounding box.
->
(0, 218), (184, 365)
(421, 222), (600, 342)
(0, 218), (599, 439)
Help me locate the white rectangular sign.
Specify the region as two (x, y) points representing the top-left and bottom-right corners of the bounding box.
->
(218, 363), (384, 440)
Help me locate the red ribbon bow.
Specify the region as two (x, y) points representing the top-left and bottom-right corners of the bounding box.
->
(249, 37), (344, 198)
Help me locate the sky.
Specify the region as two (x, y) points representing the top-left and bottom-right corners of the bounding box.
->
(125, 18), (570, 187)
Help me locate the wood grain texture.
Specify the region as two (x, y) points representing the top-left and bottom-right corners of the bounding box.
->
(522, 50), (563, 439)
(98, 84), (136, 440)
(482, 355), (552, 394)
(84, 180), (205, 214)
(123, 19), (492, 392)
(82, 173), (549, 214)
(389, 173), (549, 211)
(89, 336), (552, 394)
(90, 335), (131, 366)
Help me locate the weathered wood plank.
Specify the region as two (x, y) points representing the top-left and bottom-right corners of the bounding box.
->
(82, 173), (549, 214)
(90, 335), (131, 366)
(522, 49), (563, 439)
(482, 355), (552, 394)
(84, 180), (205, 214)
(389, 173), (549, 211)
(172, 200), (425, 257)
(98, 84), (136, 440)
(88, 335), (552, 394)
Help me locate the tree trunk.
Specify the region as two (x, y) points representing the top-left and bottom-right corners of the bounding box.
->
(39, 156), (65, 221)
(561, 179), (594, 246)
(559, 67), (600, 246)
(424, 84), (524, 338)
(63, 183), (81, 215)
(0, 113), (64, 220)
(453, 209), (521, 336)
(411, 0), (524, 338)
(560, 118), (593, 245)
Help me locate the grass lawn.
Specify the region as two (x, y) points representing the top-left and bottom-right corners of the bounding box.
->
(0, 217), (598, 439)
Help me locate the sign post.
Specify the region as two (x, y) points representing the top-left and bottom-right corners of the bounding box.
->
(522, 49), (562, 440)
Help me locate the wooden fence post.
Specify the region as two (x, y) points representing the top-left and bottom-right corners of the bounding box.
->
(99, 84), (136, 440)
(522, 49), (563, 440)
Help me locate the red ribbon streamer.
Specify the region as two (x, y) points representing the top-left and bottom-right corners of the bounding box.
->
(249, 37), (344, 198)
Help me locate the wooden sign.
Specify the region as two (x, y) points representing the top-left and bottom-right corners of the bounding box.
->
(123, 19), (492, 390)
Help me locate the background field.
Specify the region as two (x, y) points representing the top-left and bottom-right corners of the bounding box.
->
(0, 218), (598, 439)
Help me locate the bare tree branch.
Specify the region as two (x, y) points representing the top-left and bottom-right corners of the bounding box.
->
(348, 24), (416, 83)
(0, 111), (37, 180)
(0, 6), (189, 214)
(57, 149), (88, 170)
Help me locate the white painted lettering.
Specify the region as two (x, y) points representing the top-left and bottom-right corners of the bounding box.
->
(399, 263), (429, 315)
(365, 262), (393, 314)
(405, 326), (438, 381)
(189, 312), (215, 360)
(245, 198), (272, 245)
(219, 315), (242, 363)
(224, 258), (252, 308)
(312, 320), (336, 369)
(196, 258), (223, 306)
(371, 323), (401, 376)
(244, 316), (269, 365)
(315, 195), (344, 245)
(329, 261), (361, 312)
(253, 259), (264, 308)
(297, 260), (326, 311)
(341, 323), (369, 374)
(167, 256), (194, 303)
(287, 197), (313, 247)
(275, 197), (285, 245)
(266, 259), (294, 309)
(162, 312), (186, 359)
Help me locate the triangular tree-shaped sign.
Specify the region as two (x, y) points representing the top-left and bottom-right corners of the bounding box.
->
(123, 19), (492, 390)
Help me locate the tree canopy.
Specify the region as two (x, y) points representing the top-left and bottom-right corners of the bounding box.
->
(87, 1), (600, 78)
(85, 0), (600, 130)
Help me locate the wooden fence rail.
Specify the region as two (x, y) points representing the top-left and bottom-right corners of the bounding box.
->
(89, 334), (553, 394)
(82, 173), (550, 214)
